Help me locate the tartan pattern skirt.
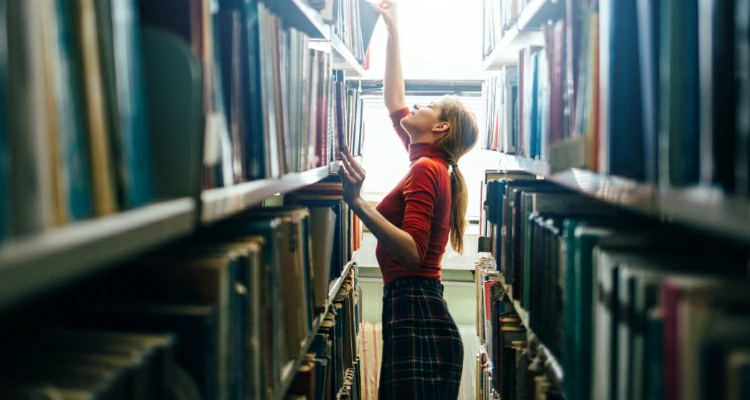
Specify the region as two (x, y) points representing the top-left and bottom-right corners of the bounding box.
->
(378, 277), (464, 400)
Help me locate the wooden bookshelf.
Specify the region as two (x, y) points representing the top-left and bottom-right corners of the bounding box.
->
(276, 258), (356, 400)
(494, 151), (750, 244)
(482, 0), (565, 70)
(0, 198), (196, 310)
(201, 162), (343, 224)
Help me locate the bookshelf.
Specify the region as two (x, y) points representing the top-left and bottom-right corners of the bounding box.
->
(277, 259), (357, 400)
(276, 0), (332, 39)
(477, 0), (750, 397)
(0, 198), (195, 309)
(201, 162), (343, 224)
(328, 260), (356, 308)
(330, 35), (367, 76)
(278, 313), (325, 400)
(495, 273), (563, 388)
(482, 0), (564, 70)
(493, 152), (750, 244)
(0, 0), (368, 397)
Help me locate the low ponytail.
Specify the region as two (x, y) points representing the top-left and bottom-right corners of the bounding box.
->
(435, 95), (479, 254)
(449, 165), (468, 254)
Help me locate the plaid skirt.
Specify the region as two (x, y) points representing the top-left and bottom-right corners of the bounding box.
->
(379, 277), (464, 400)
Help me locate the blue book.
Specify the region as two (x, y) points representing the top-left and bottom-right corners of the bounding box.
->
(602, 0), (645, 180)
(528, 52), (540, 159)
(636, 0), (661, 183)
(645, 309), (663, 400)
(99, 0), (153, 209)
(56, 0), (94, 221)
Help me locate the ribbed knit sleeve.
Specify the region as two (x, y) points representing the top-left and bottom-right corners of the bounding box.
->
(402, 159), (440, 263)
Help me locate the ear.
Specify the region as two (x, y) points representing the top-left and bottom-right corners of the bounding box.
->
(432, 121), (450, 133)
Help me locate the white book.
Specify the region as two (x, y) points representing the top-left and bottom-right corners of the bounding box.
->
(7, 0), (54, 236)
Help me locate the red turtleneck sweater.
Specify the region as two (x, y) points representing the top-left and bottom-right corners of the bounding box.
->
(375, 107), (452, 285)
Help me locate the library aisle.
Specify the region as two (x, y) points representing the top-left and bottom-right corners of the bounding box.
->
(1, 0), (750, 399)
(474, 0), (750, 399)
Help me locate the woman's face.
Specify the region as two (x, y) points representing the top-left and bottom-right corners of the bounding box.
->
(400, 101), (448, 142)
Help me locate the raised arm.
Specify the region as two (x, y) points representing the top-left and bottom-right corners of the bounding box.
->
(373, 1), (406, 113)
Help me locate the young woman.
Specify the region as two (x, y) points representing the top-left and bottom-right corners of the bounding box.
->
(338, 1), (479, 398)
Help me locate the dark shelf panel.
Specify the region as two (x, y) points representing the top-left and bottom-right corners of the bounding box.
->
(0, 198), (196, 310)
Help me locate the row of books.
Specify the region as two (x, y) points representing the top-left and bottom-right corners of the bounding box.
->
(481, 0), (750, 196)
(0, 0), (155, 243)
(0, 329), (185, 400)
(284, 270), (362, 400)
(311, 0), (367, 63)
(481, 53), (551, 161)
(141, 0), (366, 188)
(29, 185), (360, 400)
(0, 0), (369, 242)
(479, 171), (750, 400)
(474, 257), (564, 400)
(481, 0), (540, 58)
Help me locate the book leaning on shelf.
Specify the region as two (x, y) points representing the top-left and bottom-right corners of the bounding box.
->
(480, 0), (750, 195)
(0, 0), (155, 243)
(476, 172), (750, 400)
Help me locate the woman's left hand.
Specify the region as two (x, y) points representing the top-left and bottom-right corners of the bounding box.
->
(339, 146), (365, 207)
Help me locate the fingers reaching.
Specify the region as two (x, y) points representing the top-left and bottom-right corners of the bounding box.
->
(339, 160), (354, 184)
(340, 151), (362, 182)
(341, 147), (366, 178)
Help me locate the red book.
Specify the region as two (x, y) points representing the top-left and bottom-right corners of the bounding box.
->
(552, 20), (566, 145)
(661, 281), (681, 400)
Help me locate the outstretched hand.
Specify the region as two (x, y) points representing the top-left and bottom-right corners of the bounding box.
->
(371, 0), (398, 29)
(339, 147), (366, 207)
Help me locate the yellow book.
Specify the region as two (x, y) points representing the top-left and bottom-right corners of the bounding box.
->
(73, 0), (117, 216)
(40, 2), (68, 226)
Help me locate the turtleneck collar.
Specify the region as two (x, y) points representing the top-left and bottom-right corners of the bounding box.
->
(408, 142), (450, 164)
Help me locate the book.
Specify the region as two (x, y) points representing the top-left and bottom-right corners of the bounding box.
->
(72, 0), (119, 216)
(7, 0), (55, 236)
(96, 0), (153, 209)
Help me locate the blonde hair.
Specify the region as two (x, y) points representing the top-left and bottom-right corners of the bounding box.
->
(434, 95), (479, 254)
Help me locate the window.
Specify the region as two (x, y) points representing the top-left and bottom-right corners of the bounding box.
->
(364, 0), (484, 80)
(360, 95), (500, 222)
